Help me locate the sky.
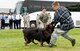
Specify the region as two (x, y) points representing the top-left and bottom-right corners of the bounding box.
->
(0, 0), (80, 9)
(0, 0), (24, 9)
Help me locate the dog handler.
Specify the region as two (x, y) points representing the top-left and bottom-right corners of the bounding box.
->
(49, 1), (76, 47)
(37, 8), (51, 28)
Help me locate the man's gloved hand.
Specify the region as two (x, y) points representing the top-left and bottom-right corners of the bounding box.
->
(51, 21), (54, 24)
(38, 22), (41, 24)
(51, 20), (55, 27)
(57, 25), (61, 28)
(51, 20), (55, 24)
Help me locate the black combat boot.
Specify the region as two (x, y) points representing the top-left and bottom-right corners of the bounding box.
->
(71, 39), (76, 46)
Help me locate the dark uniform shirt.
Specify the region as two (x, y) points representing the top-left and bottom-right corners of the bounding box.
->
(53, 6), (74, 31)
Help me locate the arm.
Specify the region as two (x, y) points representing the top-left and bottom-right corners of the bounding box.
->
(47, 13), (51, 25)
(37, 13), (43, 24)
(51, 13), (59, 26)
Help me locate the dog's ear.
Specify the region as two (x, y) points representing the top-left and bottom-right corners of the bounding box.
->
(42, 30), (50, 37)
(35, 28), (39, 32)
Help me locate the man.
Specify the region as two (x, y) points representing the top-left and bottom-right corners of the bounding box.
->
(16, 13), (22, 29)
(37, 8), (51, 28)
(1, 14), (5, 29)
(49, 1), (75, 47)
(0, 14), (2, 29)
(4, 14), (9, 28)
(12, 14), (17, 29)
(8, 13), (13, 29)
(23, 12), (30, 29)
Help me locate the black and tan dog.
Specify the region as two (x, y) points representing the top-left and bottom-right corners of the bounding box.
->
(23, 23), (55, 46)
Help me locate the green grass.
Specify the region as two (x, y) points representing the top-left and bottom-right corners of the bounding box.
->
(0, 28), (80, 51)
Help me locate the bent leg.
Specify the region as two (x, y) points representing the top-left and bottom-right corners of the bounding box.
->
(61, 31), (76, 46)
(49, 29), (60, 47)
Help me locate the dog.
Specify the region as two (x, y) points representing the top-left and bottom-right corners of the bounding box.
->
(23, 23), (55, 46)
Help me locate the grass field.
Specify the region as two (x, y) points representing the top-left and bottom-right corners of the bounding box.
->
(0, 28), (80, 51)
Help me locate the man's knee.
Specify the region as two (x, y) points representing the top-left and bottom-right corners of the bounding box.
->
(51, 33), (58, 38)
